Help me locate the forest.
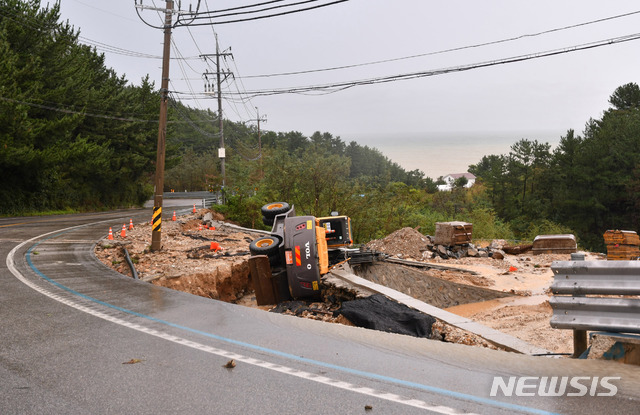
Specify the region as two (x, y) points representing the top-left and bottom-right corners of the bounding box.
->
(2, 1), (640, 251)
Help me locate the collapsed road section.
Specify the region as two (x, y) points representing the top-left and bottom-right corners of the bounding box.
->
(95, 206), (563, 354)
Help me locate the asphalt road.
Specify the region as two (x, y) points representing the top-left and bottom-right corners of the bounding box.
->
(2, 210), (639, 414)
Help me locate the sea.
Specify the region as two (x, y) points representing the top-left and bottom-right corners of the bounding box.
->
(347, 130), (563, 180)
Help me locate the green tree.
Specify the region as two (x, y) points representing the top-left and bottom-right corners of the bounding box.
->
(0, 1), (167, 212)
(609, 82), (640, 110)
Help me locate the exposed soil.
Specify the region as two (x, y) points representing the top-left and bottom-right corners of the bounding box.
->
(95, 210), (263, 303)
(95, 213), (583, 355)
(366, 227), (432, 261)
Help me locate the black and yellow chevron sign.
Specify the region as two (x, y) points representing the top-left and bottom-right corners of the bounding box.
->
(152, 206), (162, 232)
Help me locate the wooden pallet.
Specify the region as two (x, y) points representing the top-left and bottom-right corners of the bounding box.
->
(532, 234), (577, 255)
(604, 230), (640, 260)
(434, 221), (472, 246)
(606, 244), (640, 260)
(603, 230), (640, 246)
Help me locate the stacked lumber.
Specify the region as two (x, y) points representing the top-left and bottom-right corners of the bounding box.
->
(434, 222), (472, 246)
(603, 230), (640, 260)
(532, 234), (577, 255)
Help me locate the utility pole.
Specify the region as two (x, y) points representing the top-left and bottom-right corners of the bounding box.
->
(135, 0), (201, 249)
(201, 37), (232, 197)
(216, 36), (225, 191)
(250, 107), (267, 175)
(151, 0), (173, 251)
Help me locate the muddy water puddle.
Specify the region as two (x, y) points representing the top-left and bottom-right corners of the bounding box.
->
(444, 294), (550, 317)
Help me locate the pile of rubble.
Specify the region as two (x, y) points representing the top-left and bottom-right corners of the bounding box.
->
(366, 227), (529, 261)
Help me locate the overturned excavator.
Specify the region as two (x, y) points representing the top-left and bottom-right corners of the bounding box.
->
(248, 202), (379, 300)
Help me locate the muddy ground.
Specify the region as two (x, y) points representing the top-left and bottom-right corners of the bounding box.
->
(95, 210), (583, 355)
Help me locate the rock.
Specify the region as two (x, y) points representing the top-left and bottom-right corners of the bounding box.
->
(467, 247), (479, 257)
(502, 244), (533, 255)
(489, 239), (508, 250)
(492, 250), (505, 260)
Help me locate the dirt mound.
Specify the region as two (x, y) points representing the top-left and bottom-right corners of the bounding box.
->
(366, 227), (431, 260)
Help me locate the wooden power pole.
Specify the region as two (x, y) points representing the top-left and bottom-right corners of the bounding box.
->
(151, 1), (174, 251)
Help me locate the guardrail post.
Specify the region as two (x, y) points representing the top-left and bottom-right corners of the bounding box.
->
(573, 330), (588, 358)
(570, 252), (588, 357)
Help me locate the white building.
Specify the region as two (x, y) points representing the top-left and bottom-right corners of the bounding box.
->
(437, 173), (476, 191)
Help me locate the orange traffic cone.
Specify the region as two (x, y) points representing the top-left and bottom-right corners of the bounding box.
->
(198, 224), (203, 231)
(192, 204), (196, 213)
(108, 227), (114, 240)
(172, 211), (176, 221)
(210, 226), (216, 231)
(129, 219), (134, 230)
(120, 224), (127, 238)
(210, 242), (222, 251)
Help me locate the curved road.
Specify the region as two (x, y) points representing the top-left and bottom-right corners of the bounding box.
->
(2, 211), (639, 414)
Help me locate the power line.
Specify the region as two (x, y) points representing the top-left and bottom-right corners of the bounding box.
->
(203, 0), (287, 14)
(193, 0), (332, 19)
(168, 95), (220, 137)
(238, 9), (640, 79)
(0, 95), (159, 123)
(170, 31), (640, 99)
(177, 0), (349, 26)
(0, 94), (223, 124)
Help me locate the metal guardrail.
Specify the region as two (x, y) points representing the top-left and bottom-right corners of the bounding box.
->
(551, 261), (640, 295)
(550, 297), (640, 333)
(163, 191), (221, 208)
(200, 195), (218, 208)
(550, 259), (640, 356)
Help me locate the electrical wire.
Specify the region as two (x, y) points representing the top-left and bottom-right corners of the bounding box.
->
(170, 31), (640, 99)
(194, 0), (332, 19)
(178, 0), (349, 26)
(203, 0), (287, 14)
(168, 94), (220, 137)
(0, 95), (159, 123)
(238, 9), (640, 79)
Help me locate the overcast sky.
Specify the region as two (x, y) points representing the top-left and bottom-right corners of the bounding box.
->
(58, 1), (640, 178)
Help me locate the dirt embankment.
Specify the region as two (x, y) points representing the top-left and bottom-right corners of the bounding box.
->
(95, 214), (577, 354)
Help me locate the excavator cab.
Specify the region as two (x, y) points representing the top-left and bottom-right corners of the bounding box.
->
(317, 215), (352, 248)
